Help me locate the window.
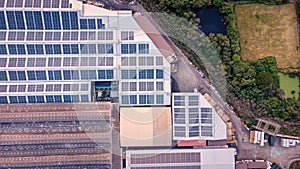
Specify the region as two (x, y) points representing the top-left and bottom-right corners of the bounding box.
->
(0, 58), (6, 67)
(156, 82), (163, 91)
(156, 95), (164, 104)
(138, 44), (149, 54)
(81, 95), (89, 102)
(0, 96), (8, 104)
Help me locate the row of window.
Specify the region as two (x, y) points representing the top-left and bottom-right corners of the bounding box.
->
(0, 83), (89, 93)
(0, 70), (115, 81)
(0, 94), (89, 104)
(0, 11), (105, 30)
(3, 0), (70, 8)
(121, 56), (164, 67)
(0, 43), (114, 55)
(121, 82), (164, 92)
(121, 69), (164, 80)
(121, 94), (164, 105)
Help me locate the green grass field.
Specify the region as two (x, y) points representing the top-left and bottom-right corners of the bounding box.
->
(279, 73), (299, 100)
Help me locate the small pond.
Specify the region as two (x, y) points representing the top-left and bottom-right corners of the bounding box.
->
(195, 8), (227, 36)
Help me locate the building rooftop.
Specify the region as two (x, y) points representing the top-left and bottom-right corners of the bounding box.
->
(0, 102), (120, 168)
(120, 106), (172, 147)
(172, 92), (227, 141)
(126, 148), (235, 169)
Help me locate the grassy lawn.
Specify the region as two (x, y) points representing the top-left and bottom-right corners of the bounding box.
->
(279, 73), (299, 99)
(235, 4), (300, 68)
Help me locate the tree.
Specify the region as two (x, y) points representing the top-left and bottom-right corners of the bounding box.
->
(255, 71), (274, 89)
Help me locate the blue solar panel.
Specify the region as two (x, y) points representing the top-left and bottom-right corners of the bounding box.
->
(53, 44), (61, 54)
(98, 70), (105, 79)
(26, 44), (35, 54)
(63, 44), (71, 54)
(79, 19), (88, 29)
(71, 44), (79, 54)
(63, 95), (71, 102)
(33, 11), (43, 30)
(18, 96), (26, 103)
(46, 95), (54, 102)
(0, 71), (7, 81)
(121, 44), (128, 54)
(17, 44), (26, 54)
(54, 70), (62, 80)
(25, 11), (35, 30)
(70, 12), (78, 30)
(61, 11), (70, 30)
(138, 44), (149, 54)
(8, 44), (17, 54)
(17, 71), (26, 81)
(97, 19), (103, 29)
(0, 96), (8, 104)
(81, 95), (89, 102)
(28, 96), (36, 103)
(45, 44), (53, 54)
(36, 70), (46, 80)
(15, 11), (25, 29)
(63, 70), (71, 80)
(80, 70), (88, 80)
(71, 95), (79, 102)
(8, 71), (17, 80)
(48, 70), (54, 80)
(6, 11), (16, 29)
(27, 71), (35, 80)
(106, 44), (113, 54)
(71, 70), (79, 80)
(106, 70), (114, 79)
(36, 95), (44, 103)
(129, 44), (136, 54)
(0, 45), (7, 55)
(35, 44), (44, 54)
(156, 69), (164, 79)
(43, 11), (52, 30)
(54, 95), (62, 102)
(0, 11), (7, 30)
(88, 19), (96, 29)
(9, 96), (18, 104)
(52, 12), (61, 30)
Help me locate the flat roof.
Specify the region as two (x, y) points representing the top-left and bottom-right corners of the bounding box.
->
(120, 107), (172, 147)
(0, 102), (120, 168)
(126, 148), (235, 169)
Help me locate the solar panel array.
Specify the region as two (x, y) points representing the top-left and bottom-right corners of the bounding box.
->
(129, 152), (201, 168)
(1, 0), (71, 8)
(172, 94), (214, 140)
(0, 1), (171, 105)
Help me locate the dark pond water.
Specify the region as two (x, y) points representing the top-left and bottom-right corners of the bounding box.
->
(195, 8), (227, 35)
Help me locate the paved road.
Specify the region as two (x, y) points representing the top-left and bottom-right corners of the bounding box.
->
(96, 0), (300, 168)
